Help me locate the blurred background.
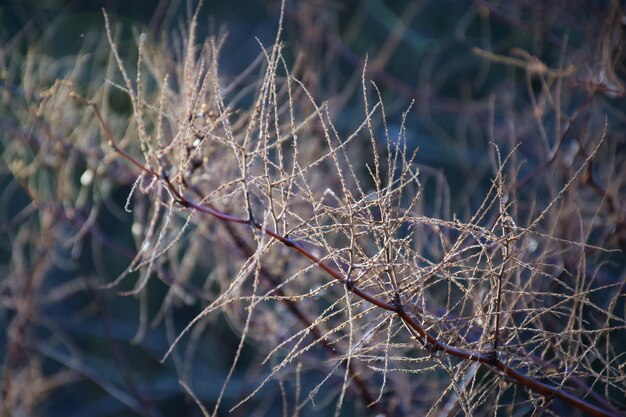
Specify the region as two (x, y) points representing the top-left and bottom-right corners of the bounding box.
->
(1, 1), (625, 416)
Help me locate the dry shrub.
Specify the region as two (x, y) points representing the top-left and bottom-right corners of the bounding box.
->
(1, 1), (625, 416)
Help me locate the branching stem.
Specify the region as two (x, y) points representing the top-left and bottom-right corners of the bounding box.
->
(88, 98), (622, 417)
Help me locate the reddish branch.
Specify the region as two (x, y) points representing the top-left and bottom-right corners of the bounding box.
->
(88, 99), (622, 417)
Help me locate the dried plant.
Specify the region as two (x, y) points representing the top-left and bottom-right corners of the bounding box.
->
(1, 1), (625, 417)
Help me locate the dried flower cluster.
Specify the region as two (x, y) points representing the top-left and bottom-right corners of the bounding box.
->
(1, 1), (624, 416)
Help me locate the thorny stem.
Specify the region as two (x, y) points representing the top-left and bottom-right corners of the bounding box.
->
(89, 98), (622, 417)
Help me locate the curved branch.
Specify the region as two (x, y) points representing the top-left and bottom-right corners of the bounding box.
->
(90, 99), (622, 417)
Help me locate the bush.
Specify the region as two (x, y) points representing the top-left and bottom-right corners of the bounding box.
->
(1, 1), (625, 416)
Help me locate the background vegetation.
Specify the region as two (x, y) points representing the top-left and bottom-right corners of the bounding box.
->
(1, 1), (625, 416)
